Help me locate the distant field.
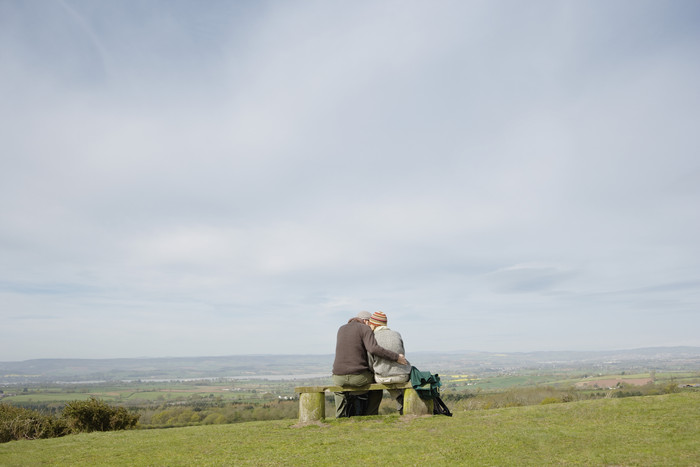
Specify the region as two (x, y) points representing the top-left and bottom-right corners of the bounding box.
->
(0, 393), (97, 403)
(0, 379), (297, 406)
(1, 392), (698, 465)
(575, 377), (653, 388)
(3, 369), (698, 410)
(442, 370), (699, 392)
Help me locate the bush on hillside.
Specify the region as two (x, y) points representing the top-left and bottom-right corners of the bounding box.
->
(63, 397), (140, 432)
(0, 404), (70, 443)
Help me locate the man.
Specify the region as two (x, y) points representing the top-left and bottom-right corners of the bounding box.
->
(367, 311), (412, 414)
(332, 311), (408, 417)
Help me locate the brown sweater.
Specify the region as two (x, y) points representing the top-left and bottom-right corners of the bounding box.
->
(332, 321), (400, 375)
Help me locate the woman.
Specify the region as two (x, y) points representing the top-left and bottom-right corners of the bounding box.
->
(367, 311), (412, 413)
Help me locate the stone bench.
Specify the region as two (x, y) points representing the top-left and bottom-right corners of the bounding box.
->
(294, 382), (433, 422)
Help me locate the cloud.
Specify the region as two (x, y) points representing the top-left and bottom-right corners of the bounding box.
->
(0, 1), (699, 360)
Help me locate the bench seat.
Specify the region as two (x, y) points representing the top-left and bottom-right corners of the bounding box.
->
(294, 382), (432, 422)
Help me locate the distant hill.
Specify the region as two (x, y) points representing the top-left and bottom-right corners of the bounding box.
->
(0, 354), (333, 384)
(1, 346), (698, 384)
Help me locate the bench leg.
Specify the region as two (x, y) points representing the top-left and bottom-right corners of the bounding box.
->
(298, 392), (325, 422)
(402, 387), (433, 416)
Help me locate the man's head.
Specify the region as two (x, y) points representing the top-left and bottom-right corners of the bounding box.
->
(354, 311), (371, 326)
(356, 311), (371, 320)
(369, 311), (387, 329)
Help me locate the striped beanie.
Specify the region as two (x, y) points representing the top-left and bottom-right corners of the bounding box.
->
(369, 311), (387, 327)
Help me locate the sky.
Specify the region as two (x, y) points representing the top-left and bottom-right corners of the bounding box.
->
(1, 0), (699, 361)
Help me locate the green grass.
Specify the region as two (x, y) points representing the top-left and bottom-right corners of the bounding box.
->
(1, 392), (698, 466)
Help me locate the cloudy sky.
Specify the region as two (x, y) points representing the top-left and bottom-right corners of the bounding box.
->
(1, 1), (699, 361)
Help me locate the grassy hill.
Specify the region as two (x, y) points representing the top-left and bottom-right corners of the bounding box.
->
(1, 392), (698, 466)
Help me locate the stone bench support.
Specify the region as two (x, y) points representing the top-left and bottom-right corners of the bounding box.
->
(295, 382), (433, 423)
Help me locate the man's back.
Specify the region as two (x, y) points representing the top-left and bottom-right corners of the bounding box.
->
(333, 320), (399, 375)
(333, 320), (371, 375)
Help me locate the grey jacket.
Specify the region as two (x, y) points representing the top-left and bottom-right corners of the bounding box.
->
(368, 326), (412, 377)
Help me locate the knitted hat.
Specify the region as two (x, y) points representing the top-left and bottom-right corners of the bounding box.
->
(356, 311), (371, 320)
(369, 311), (387, 327)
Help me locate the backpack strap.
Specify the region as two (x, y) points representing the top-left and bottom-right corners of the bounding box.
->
(433, 395), (453, 417)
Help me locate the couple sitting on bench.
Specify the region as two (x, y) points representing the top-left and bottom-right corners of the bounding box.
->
(332, 311), (412, 417)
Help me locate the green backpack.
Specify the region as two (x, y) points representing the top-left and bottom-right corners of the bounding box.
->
(409, 366), (442, 399)
(409, 366), (453, 416)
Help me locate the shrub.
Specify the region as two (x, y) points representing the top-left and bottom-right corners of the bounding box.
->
(63, 397), (139, 433)
(0, 404), (70, 443)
